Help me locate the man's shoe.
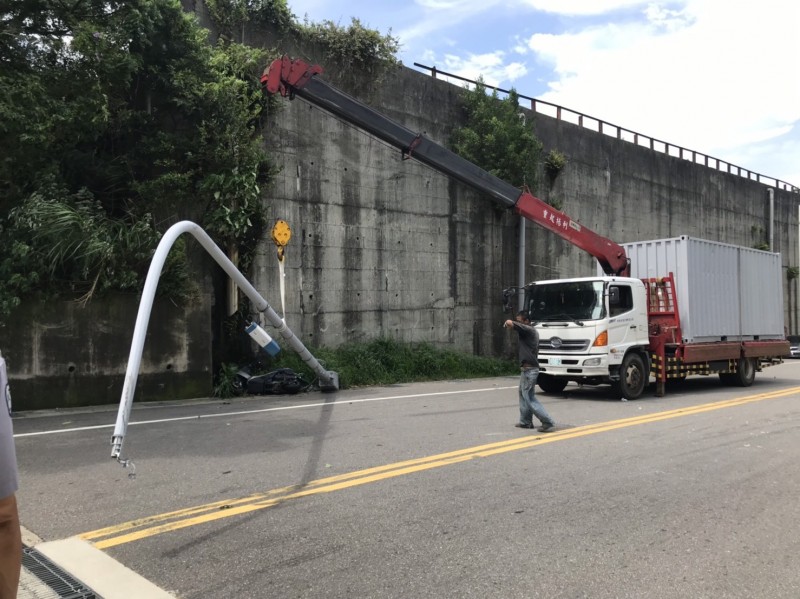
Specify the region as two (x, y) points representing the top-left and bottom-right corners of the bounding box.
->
(515, 423), (534, 429)
(537, 423), (556, 432)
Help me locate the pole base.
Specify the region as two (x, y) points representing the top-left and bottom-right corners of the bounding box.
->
(319, 371), (339, 392)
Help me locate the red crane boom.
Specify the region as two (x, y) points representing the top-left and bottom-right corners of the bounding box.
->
(262, 56), (630, 277)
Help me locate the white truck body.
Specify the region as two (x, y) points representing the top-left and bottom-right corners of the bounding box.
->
(620, 235), (784, 343)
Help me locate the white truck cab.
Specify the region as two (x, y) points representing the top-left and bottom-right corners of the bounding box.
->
(523, 276), (651, 399)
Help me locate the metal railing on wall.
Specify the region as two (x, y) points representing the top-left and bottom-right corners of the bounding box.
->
(413, 63), (798, 194)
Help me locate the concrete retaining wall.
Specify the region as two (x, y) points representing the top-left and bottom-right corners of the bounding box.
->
(0, 295), (212, 411)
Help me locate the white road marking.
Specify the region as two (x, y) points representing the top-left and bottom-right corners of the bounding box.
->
(14, 385), (517, 438)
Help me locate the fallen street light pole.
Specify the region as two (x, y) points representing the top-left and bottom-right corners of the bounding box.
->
(110, 220), (339, 466)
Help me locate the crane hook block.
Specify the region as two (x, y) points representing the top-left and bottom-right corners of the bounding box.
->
(271, 219), (291, 261)
(261, 56), (323, 96)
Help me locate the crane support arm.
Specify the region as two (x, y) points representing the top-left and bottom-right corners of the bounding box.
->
(262, 56), (630, 276)
(514, 192), (628, 276)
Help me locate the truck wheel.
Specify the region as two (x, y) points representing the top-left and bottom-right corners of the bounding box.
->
(733, 357), (756, 387)
(612, 353), (647, 400)
(538, 373), (568, 394)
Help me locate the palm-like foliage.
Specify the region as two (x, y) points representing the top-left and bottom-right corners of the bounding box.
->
(8, 189), (191, 304)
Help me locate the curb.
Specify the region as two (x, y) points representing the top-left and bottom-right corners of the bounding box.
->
(19, 528), (175, 599)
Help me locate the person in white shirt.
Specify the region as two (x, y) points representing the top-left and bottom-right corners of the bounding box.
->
(0, 351), (20, 599)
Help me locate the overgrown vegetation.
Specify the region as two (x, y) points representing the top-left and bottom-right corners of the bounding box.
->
(0, 0), (400, 326)
(546, 196), (564, 211)
(544, 149), (568, 182)
(213, 337), (518, 396)
(205, 0), (296, 38)
(450, 78), (543, 192)
(204, 1), (400, 87)
(296, 18), (400, 75)
(0, 0), (322, 324)
(6, 190), (193, 306)
(214, 362), (245, 398)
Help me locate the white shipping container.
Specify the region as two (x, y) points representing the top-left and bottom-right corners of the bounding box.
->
(617, 236), (785, 343)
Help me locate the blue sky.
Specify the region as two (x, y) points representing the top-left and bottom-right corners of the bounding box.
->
(287, 0), (800, 188)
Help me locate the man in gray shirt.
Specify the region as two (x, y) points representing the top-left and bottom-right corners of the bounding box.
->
(504, 311), (556, 432)
(0, 350), (20, 598)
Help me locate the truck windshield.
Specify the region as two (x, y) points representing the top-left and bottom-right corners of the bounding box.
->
(527, 281), (605, 322)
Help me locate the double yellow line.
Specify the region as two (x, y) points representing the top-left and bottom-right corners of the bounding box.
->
(82, 386), (799, 549)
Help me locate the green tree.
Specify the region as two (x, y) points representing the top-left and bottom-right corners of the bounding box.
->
(0, 0), (275, 322)
(205, 0), (295, 41)
(297, 17), (399, 71)
(195, 40), (277, 271)
(450, 79), (542, 191)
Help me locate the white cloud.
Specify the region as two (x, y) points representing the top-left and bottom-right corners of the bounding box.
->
(519, 0), (650, 16)
(400, 0), (505, 43)
(527, 0), (800, 164)
(511, 37), (530, 55)
(439, 52), (528, 87)
(414, 0), (493, 9)
(643, 3), (695, 31)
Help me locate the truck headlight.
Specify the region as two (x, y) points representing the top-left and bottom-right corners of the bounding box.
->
(584, 357), (602, 366)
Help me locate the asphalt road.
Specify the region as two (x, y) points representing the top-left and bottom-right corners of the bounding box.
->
(13, 362), (800, 598)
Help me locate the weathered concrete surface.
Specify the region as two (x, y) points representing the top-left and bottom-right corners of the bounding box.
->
(254, 63), (798, 355)
(0, 294), (212, 410)
(256, 65), (519, 358)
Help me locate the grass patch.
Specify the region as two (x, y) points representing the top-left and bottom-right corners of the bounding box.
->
(226, 337), (517, 392)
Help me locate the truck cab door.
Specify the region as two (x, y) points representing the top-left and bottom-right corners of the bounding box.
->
(607, 283), (646, 361)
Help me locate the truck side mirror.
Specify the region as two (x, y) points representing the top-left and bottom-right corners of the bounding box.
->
(609, 286), (620, 305)
(502, 288), (517, 313)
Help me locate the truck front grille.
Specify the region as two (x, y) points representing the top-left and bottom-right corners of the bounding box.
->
(539, 339), (591, 352)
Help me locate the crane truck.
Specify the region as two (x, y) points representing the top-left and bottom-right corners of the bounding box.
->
(261, 56), (789, 400)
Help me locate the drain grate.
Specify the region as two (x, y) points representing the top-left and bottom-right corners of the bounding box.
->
(21, 546), (102, 599)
